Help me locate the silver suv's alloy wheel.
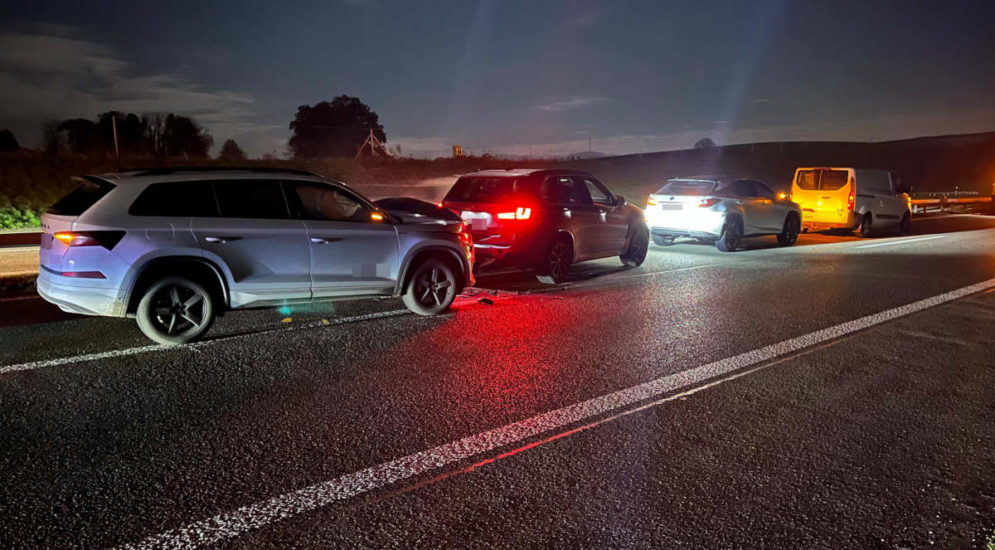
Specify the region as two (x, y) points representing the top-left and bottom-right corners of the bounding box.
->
(137, 276), (215, 345)
(403, 259), (458, 315)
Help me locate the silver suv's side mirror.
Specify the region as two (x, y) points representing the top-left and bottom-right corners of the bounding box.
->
(614, 195), (627, 207)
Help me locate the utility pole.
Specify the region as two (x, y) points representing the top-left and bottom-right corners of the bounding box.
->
(112, 115), (119, 158)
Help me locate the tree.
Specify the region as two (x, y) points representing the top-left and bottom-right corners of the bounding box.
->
(59, 118), (104, 155)
(0, 129), (19, 151)
(41, 120), (64, 155)
(218, 139), (247, 161)
(98, 112), (145, 155)
(694, 137), (717, 149)
(142, 113), (167, 156)
(162, 114), (213, 157)
(289, 95), (386, 158)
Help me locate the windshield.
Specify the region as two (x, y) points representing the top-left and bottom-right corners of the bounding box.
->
(656, 179), (719, 196)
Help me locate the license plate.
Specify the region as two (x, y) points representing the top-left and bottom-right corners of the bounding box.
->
(659, 203), (682, 211)
(460, 211), (491, 230)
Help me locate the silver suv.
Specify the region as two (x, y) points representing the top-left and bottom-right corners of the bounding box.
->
(37, 167), (474, 345)
(644, 176), (803, 252)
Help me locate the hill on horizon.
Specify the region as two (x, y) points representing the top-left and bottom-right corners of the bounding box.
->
(560, 131), (995, 202)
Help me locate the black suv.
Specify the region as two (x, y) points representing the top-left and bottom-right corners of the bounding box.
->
(441, 169), (649, 283)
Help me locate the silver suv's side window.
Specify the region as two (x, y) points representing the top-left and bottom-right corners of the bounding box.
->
(753, 181), (776, 200)
(730, 180), (757, 198)
(284, 181), (371, 222)
(129, 181), (217, 217)
(212, 179), (289, 219)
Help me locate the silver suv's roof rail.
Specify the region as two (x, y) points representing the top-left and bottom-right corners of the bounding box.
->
(129, 166), (320, 177)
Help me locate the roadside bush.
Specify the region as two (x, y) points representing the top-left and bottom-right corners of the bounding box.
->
(0, 205), (42, 229)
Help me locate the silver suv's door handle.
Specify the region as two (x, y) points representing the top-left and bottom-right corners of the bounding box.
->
(310, 237), (341, 244)
(204, 236), (240, 243)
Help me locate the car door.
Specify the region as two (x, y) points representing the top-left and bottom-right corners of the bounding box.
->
(579, 176), (629, 254)
(728, 180), (765, 235)
(751, 181), (785, 232)
(192, 179), (311, 308)
(540, 176), (601, 260)
(283, 180), (399, 298)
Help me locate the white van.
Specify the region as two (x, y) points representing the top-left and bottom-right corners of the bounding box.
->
(790, 167), (911, 237)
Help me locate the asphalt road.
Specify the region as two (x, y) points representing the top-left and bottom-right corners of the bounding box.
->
(1, 214), (994, 549)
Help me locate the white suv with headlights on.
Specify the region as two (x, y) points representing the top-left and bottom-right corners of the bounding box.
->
(644, 176), (802, 252)
(38, 167), (474, 345)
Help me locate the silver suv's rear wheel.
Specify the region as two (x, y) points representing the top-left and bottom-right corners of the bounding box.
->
(136, 276), (215, 345)
(715, 217), (742, 252)
(402, 258), (458, 315)
(777, 213), (801, 246)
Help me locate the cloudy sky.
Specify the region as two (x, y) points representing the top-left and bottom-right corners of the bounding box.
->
(1, 0), (993, 157)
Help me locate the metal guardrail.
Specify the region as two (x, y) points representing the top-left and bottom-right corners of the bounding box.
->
(0, 194), (991, 246)
(0, 232), (41, 247)
(910, 196), (992, 214)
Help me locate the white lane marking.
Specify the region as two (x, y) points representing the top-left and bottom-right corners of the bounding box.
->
(0, 309), (411, 375)
(855, 235), (946, 249)
(122, 276), (995, 549)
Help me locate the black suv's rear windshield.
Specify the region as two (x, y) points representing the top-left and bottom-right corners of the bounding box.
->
(656, 179), (719, 196)
(444, 176), (536, 203)
(47, 177), (116, 216)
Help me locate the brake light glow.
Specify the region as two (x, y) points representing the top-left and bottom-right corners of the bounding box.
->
(698, 198), (720, 208)
(457, 222), (474, 264)
(370, 212), (385, 222)
(496, 207), (532, 220)
(847, 181), (856, 211)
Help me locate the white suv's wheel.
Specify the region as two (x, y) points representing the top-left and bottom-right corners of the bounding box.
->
(715, 217), (742, 252)
(136, 276), (215, 345)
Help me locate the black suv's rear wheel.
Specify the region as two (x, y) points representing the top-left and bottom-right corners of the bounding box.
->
(402, 258), (458, 315)
(136, 276), (215, 345)
(621, 224), (649, 266)
(536, 237), (572, 284)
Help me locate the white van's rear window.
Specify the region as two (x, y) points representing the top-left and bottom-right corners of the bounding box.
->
(795, 169), (848, 191)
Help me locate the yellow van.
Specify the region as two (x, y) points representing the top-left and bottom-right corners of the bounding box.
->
(790, 167), (911, 236)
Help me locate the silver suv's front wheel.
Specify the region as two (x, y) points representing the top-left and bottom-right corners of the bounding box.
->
(136, 276), (215, 345)
(402, 259), (458, 316)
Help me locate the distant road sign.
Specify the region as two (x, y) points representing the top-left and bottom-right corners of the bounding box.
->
(452, 145), (465, 157)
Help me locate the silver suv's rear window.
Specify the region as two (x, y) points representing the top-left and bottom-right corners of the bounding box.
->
(656, 180), (718, 195)
(47, 177), (115, 216)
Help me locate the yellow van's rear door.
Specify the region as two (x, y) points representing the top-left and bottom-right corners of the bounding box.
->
(792, 168), (852, 225)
